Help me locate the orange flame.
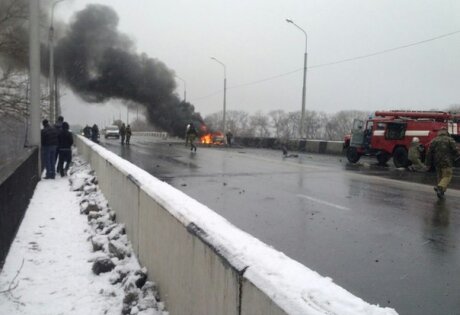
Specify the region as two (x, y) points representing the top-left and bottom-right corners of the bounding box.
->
(201, 133), (213, 144)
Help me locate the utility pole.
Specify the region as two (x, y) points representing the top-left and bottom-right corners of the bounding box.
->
(210, 57), (227, 139)
(29, 0), (41, 175)
(286, 19), (308, 139)
(49, 0), (65, 123)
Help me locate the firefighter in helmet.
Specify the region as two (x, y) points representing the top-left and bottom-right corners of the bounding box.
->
(408, 137), (426, 172)
(425, 127), (459, 198)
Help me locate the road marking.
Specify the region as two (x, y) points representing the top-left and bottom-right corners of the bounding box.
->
(297, 194), (350, 211)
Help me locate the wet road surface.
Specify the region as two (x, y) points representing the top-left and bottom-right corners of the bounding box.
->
(100, 136), (460, 315)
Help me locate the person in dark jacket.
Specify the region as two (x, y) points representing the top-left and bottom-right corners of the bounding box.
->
(41, 119), (59, 179)
(91, 124), (99, 143)
(54, 116), (65, 166)
(54, 116), (64, 130)
(119, 123), (126, 145)
(425, 128), (460, 198)
(83, 125), (91, 138)
(57, 122), (73, 177)
(126, 125), (132, 145)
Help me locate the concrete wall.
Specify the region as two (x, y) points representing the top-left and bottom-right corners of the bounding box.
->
(74, 135), (395, 315)
(230, 137), (345, 155)
(0, 148), (39, 269)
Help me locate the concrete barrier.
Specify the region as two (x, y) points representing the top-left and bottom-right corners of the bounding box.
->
(0, 148), (39, 268)
(132, 131), (168, 139)
(74, 135), (396, 315)
(233, 137), (344, 155)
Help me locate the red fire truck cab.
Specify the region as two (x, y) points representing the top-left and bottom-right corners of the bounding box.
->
(345, 110), (460, 167)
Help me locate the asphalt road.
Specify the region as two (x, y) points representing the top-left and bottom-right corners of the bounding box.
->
(100, 136), (460, 315)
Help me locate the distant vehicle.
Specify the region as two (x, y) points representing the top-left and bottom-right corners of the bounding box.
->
(344, 110), (460, 167)
(104, 125), (120, 139)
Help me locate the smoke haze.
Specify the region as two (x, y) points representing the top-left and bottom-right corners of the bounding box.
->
(54, 4), (202, 136)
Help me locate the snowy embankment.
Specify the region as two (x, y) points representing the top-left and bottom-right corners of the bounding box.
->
(0, 156), (167, 315)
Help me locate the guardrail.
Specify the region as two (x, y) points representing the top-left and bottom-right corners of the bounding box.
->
(233, 137), (345, 155)
(132, 131), (168, 139)
(75, 135), (396, 315)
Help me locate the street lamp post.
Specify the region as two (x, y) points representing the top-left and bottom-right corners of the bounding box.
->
(210, 57), (227, 138)
(286, 18), (307, 139)
(49, 0), (65, 123)
(176, 75), (187, 102)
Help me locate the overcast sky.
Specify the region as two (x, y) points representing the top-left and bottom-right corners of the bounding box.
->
(55, 0), (460, 126)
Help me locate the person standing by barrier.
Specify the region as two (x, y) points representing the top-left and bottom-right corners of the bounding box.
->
(91, 124), (99, 143)
(83, 125), (91, 138)
(54, 116), (65, 170)
(187, 123), (198, 152)
(41, 119), (59, 179)
(126, 125), (132, 145)
(425, 128), (459, 198)
(408, 137), (426, 172)
(226, 131), (233, 147)
(57, 122), (73, 177)
(119, 123), (126, 145)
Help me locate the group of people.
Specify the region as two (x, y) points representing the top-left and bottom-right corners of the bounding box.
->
(41, 116), (73, 179)
(119, 123), (132, 145)
(407, 127), (459, 198)
(83, 124), (100, 143)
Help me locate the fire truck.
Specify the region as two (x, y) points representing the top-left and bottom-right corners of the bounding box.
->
(344, 110), (460, 167)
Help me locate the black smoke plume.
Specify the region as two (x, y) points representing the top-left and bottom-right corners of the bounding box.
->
(55, 4), (202, 136)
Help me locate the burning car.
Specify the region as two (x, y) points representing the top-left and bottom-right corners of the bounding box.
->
(200, 131), (225, 145)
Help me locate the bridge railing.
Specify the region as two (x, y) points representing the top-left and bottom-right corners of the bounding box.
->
(132, 131), (168, 139)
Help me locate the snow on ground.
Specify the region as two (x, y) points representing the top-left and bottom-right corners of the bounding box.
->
(0, 156), (167, 315)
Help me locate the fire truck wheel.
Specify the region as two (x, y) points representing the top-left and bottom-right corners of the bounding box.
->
(376, 153), (390, 165)
(346, 147), (360, 163)
(393, 147), (408, 168)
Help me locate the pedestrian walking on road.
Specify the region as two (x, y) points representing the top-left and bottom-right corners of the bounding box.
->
(41, 119), (59, 179)
(425, 128), (459, 198)
(57, 122), (73, 177)
(185, 123), (191, 146)
(119, 123), (126, 145)
(186, 122), (198, 152)
(126, 125), (132, 145)
(408, 137), (427, 172)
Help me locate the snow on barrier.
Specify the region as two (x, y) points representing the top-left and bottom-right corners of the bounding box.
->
(75, 135), (397, 315)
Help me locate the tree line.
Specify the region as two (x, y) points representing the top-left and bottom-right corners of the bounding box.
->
(203, 110), (371, 141)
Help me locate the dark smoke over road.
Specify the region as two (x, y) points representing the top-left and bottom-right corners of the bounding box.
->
(55, 4), (202, 136)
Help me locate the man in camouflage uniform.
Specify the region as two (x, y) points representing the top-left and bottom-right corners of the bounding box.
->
(408, 137), (427, 172)
(425, 128), (459, 198)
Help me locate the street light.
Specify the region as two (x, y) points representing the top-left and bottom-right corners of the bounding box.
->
(210, 57), (227, 138)
(49, 0), (65, 123)
(176, 75), (187, 102)
(286, 18), (307, 139)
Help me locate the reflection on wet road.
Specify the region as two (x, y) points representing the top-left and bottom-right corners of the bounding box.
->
(102, 137), (460, 315)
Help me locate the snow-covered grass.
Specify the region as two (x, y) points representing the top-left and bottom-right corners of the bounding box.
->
(0, 156), (167, 315)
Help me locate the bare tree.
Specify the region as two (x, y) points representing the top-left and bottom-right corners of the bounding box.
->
(325, 110), (369, 140)
(249, 111), (271, 137)
(226, 110), (249, 136)
(203, 110), (250, 136)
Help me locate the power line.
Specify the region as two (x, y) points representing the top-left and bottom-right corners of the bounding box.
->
(191, 29), (460, 102)
(310, 29), (460, 69)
